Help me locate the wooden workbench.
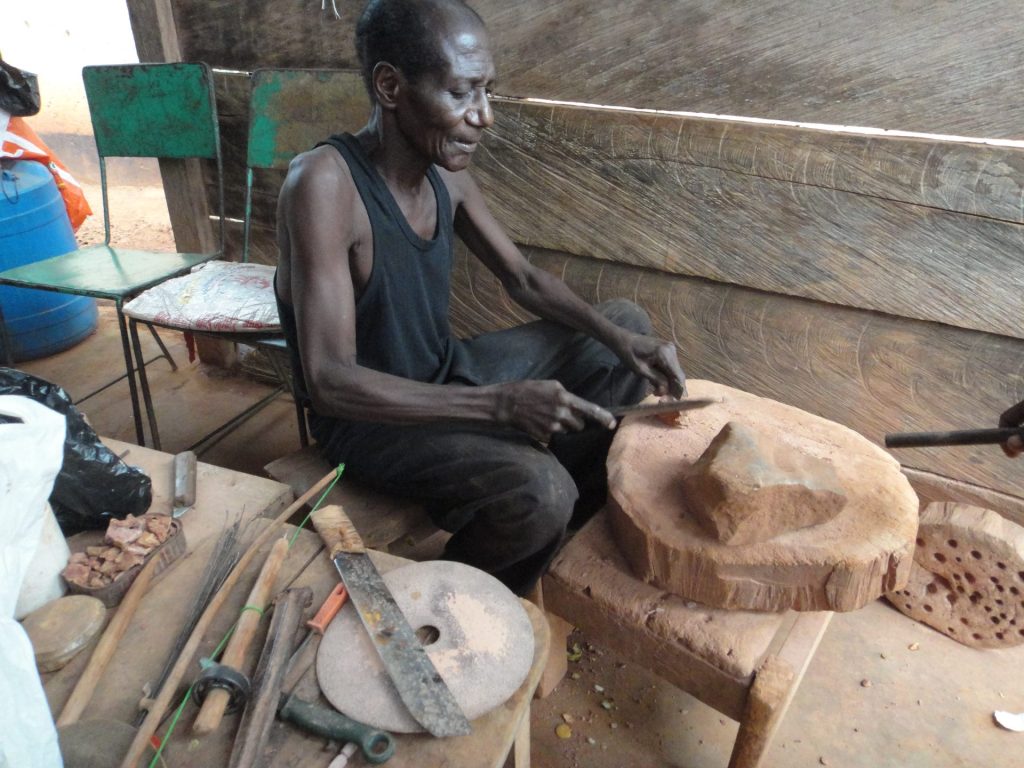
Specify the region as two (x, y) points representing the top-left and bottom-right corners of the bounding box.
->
(43, 441), (548, 767)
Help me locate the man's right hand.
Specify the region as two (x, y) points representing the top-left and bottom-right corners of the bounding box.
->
(999, 399), (1024, 458)
(494, 380), (616, 443)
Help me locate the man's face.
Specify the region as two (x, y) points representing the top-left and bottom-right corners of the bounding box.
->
(398, 21), (496, 172)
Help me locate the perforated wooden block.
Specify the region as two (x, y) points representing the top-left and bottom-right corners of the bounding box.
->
(886, 502), (1024, 648)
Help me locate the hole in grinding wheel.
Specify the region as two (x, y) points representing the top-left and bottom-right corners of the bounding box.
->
(415, 625), (441, 646)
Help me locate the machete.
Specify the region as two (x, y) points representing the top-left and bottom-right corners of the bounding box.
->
(310, 504), (472, 738)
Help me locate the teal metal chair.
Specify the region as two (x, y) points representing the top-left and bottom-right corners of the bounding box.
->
(0, 63), (225, 447)
(123, 68), (369, 452)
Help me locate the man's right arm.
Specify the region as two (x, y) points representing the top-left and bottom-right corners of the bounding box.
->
(278, 151), (610, 441)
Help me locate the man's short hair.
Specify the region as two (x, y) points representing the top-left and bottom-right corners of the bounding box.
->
(355, 0), (483, 98)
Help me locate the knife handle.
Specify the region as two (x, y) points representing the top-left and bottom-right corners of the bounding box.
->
(311, 504), (366, 555)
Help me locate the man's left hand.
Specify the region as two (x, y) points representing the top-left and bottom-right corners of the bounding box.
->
(617, 333), (687, 398)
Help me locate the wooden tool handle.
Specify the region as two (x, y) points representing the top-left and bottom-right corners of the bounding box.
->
(311, 504), (365, 556)
(121, 467), (339, 768)
(191, 536), (290, 735)
(57, 551), (164, 726)
(172, 450), (198, 507)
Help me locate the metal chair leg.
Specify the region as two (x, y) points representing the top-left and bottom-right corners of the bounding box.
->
(265, 344), (309, 447)
(145, 321), (177, 371)
(129, 318), (162, 451)
(115, 306), (147, 446)
(0, 303), (14, 366)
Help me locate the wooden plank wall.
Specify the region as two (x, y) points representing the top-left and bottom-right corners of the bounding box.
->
(170, 0), (1024, 139)
(144, 2), (1024, 520)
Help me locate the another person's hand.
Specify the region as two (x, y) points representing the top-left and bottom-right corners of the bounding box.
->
(495, 380), (615, 443)
(616, 333), (687, 399)
(999, 399), (1024, 458)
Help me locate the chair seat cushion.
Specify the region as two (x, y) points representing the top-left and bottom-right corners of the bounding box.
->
(123, 260), (280, 332)
(544, 512), (787, 682)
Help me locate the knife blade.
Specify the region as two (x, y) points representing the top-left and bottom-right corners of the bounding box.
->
(310, 504), (472, 738)
(607, 397), (721, 418)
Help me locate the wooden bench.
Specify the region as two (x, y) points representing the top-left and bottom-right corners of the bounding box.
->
(542, 512), (833, 768)
(264, 445), (438, 551)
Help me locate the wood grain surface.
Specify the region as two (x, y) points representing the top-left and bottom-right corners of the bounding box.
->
(170, 0), (1024, 138)
(449, 244), (1024, 503)
(471, 101), (1024, 339)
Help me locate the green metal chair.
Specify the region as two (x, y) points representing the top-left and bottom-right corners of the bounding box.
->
(0, 63), (225, 447)
(123, 68), (369, 453)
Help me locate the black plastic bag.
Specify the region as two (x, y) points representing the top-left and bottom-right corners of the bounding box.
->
(0, 367), (152, 534)
(0, 59), (41, 118)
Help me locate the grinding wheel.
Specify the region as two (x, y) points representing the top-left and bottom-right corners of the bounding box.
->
(22, 595), (106, 672)
(317, 560), (534, 733)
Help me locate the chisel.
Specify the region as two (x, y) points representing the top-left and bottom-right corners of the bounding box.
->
(310, 504), (471, 738)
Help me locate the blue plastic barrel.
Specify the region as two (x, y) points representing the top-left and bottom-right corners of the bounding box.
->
(0, 159), (98, 361)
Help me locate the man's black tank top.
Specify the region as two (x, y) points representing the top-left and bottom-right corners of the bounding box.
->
(275, 133), (476, 448)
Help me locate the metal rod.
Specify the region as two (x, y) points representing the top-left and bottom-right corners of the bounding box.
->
(884, 427), (1024, 448)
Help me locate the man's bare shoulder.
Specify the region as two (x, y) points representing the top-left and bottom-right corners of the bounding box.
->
(281, 144), (355, 204)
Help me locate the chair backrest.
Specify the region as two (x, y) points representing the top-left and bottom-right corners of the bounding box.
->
(82, 63), (224, 253)
(242, 69), (369, 262)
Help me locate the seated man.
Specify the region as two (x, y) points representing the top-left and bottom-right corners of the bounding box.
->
(275, 0), (686, 595)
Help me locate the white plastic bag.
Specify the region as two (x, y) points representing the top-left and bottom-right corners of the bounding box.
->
(0, 394), (67, 768)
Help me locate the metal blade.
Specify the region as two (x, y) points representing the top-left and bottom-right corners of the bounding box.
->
(607, 397), (721, 418)
(331, 553), (472, 738)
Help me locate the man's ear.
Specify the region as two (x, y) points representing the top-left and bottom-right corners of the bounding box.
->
(373, 62), (402, 110)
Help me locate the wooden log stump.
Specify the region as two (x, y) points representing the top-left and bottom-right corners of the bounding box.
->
(607, 380), (919, 612)
(886, 502), (1024, 648)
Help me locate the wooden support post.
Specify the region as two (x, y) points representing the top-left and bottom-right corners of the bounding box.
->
(525, 580), (573, 699)
(727, 655), (794, 768)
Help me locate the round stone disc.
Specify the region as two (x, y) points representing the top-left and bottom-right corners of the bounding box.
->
(316, 560), (535, 733)
(22, 594), (106, 672)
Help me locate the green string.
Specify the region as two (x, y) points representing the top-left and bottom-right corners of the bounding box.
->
(147, 463), (346, 768)
(289, 463), (345, 547)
